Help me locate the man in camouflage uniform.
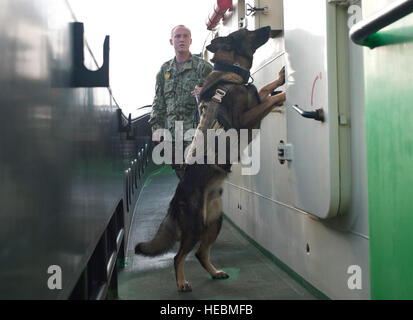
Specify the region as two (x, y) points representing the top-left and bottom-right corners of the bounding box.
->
(149, 25), (213, 179)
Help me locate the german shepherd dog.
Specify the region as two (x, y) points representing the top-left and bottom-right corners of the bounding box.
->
(135, 26), (286, 292)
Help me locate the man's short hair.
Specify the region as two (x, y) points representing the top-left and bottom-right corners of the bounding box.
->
(171, 25), (192, 38)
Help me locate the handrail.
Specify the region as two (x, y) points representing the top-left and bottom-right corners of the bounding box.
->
(350, 0), (413, 48)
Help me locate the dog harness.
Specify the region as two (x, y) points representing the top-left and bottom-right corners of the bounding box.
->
(185, 71), (261, 166)
(185, 85), (231, 165)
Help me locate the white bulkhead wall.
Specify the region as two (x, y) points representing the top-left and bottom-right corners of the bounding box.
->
(214, 0), (369, 299)
(244, 0), (283, 30)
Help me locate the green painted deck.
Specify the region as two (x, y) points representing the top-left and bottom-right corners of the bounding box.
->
(118, 166), (317, 300)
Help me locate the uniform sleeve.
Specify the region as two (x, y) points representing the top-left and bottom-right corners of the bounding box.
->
(148, 69), (167, 131)
(198, 60), (213, 86)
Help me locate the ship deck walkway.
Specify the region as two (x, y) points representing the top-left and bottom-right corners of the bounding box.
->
(118, 165), (317, 300)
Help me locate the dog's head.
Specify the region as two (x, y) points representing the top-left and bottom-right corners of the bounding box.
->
(206, 26), (271, 67)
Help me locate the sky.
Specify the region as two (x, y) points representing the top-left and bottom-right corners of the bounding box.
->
(68, 0), (217, 117)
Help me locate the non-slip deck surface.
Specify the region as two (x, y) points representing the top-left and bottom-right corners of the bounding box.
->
(118, 166), (317, 300)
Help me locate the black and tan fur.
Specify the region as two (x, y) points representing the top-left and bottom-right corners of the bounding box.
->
(135, 26), (286, 292)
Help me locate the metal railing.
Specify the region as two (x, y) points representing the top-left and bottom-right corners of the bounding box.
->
(350, 0), (413, 48)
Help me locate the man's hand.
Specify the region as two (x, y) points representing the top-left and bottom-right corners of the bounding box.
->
(152, 130), (163, 144)
(191, 85), (202, 98)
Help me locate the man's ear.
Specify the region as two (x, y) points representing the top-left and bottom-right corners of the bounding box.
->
(169, 39), (173, 46)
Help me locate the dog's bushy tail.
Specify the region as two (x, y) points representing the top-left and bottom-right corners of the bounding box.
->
(134, 208), (178, 257)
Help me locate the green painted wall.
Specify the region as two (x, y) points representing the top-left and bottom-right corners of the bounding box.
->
(364, 0), (413, 299)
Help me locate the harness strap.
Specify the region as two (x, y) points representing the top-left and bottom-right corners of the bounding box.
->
(200, 85), (233, 131)
(211, 88), (228, 103)
(186, 85), (231, 164)
(199, 85), (231, 114)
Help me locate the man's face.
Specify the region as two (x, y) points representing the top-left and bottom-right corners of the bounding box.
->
(170, 27), (192, 54)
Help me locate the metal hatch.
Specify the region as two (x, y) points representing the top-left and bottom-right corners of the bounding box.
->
(283, 0), (351, 219)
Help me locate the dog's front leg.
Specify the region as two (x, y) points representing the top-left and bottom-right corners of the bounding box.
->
(240, 92), (286, 128)
(258, 67), (285, 101)
(258, 79), (283, 101)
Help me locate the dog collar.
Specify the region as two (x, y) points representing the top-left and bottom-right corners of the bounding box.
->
(213, 63), (250, 84)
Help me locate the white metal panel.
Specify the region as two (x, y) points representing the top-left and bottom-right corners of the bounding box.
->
(244, 0), (283, 30)
(245, 0), (258, 29)
(284, 0), (342, 219)
(259, 0), (283, 30)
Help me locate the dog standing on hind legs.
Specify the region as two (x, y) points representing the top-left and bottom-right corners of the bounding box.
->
(135, 26), (286, 292)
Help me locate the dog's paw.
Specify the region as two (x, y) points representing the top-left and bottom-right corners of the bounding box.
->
(177, 280), (192, 292)
(212, 270), (229, 280)
(270, 91), (286, 109)
(278, 66), (285, 85)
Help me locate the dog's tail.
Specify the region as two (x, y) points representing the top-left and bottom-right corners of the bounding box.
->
(134, 208), (178, 257)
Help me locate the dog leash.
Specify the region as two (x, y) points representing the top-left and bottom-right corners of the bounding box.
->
(192, 61), (207, 128)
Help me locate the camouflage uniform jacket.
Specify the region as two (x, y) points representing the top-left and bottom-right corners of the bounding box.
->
(148, 54), (213, 141)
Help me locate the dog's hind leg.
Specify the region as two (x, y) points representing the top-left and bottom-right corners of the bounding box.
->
(174, 235), (198, 292)
(195, 215), (229, 280)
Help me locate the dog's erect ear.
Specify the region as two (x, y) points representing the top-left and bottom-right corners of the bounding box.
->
(252, 26), (271, 50)
(206, 37), (233, 53)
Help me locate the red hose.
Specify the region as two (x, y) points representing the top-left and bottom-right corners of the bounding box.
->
(206, 0), (233, 30)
